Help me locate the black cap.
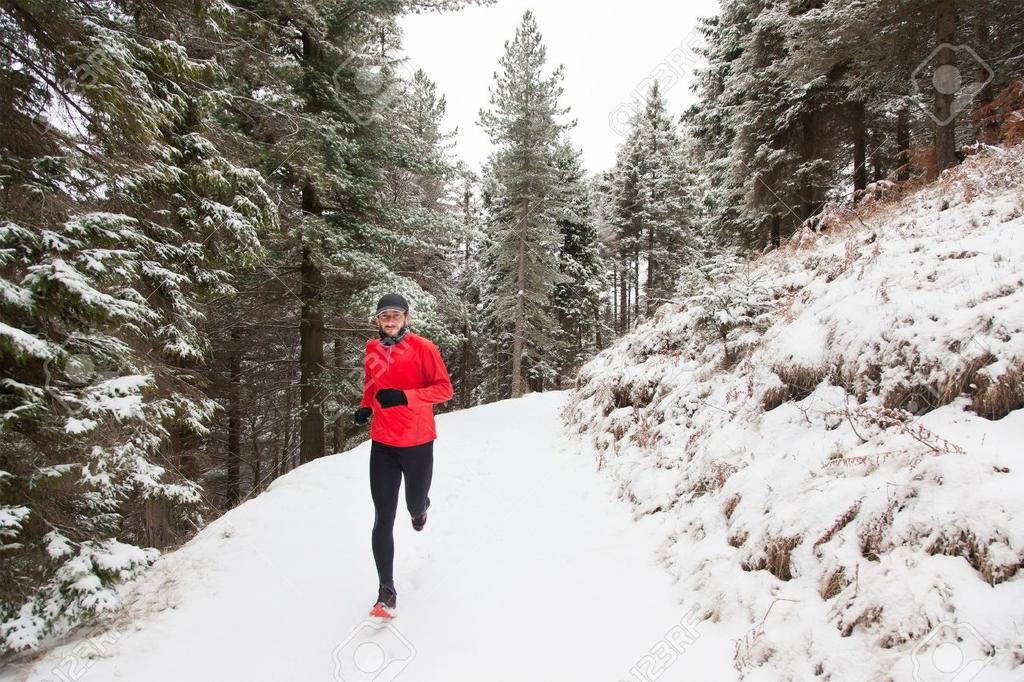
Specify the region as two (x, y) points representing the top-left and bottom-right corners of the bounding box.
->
(375, 293), (409, 315)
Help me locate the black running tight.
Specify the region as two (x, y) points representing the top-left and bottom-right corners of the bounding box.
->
(369, 440), (433, 592)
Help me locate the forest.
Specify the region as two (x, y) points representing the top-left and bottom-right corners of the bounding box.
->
(1, 0), (1023, 656)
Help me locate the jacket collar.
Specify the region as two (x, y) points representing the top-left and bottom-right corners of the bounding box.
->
(379, 326), (410, 347)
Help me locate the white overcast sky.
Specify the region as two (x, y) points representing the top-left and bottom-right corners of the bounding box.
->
(400, 0), (721, 175)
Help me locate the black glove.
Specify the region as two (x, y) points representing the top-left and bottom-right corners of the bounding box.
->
(353, 407), (372, 425)
(376, 388), (408, 408)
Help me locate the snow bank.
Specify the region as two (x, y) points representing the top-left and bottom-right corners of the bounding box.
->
(564, 144), (1024, 680)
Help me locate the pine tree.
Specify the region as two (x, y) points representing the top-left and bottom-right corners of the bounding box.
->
(0, 0), (275, 652)
(635, 83), (690, 312)
(478, 11), (572, 397)
(211, 1), (475, 473)
(550, 139), (604, 384)
(589, 170), (622, 340)
(447, 168), (491, 407)
(604, 83), (694, 321)
(685, 7), (758, 249)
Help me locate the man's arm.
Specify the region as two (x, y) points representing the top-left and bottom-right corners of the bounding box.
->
(405, 341), (453, 408)
(359, 341), (375, 409)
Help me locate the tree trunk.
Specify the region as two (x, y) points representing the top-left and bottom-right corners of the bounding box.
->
(611, 266), (618, 334)
(225, 325), (241, 507)
(510, 200), (529, 398)
(645, 218), (656, 315)
(298, 184), (325, 464)
(871, 146), (883, 183)
(770, 214), (781, 248)
(618, 261), (629, 332)
(460, 189), (474, 408)
(299, 242), (325, 464)
(934, 0), (958, 174)
(632, 248), (639, 320)
(974, 8), (997, 144)
(250, 421), (261, 496)
(801, 109), (817, 223)
(270, 402), (282, 482)
(494, 333), (501, 401)
(331, 338), (343, 453)
(278, 381), (292, 478)
(459, 320), (471, 408)
(896, 108), (911, 182)
(144, 497), (173, 549)
(851, 100), (867, 200)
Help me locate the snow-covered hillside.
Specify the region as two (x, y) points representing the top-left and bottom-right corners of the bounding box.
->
(0, 392), (737, 682)
(565, 144), (1024, 680)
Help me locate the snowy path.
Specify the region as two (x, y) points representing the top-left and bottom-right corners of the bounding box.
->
(3, 392), (735, 681)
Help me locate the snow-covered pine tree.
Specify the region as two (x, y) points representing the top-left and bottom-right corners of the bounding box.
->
(687, 1), (843, 247)
(687, 0), (1024, 253)
(550, 139), (603, 387)
(209, 1), (476, 474)
(589, 170), (622, 340)
(448, 168), (490, 408)
(784, 0), (1024, 183)
(607, 117), (643, 330)
(727, 2), (815, 246)
(603, 83), (694, 322)
(634, 83), (691, 313)
(0, 0), (276, 652)
(685, 6), (758, 250)
(474, 180), (507, 401)
(379, 67), (464, 350)
(478, 11), (572, 398)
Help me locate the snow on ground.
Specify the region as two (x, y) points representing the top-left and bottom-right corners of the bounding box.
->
(5, 147), (1023, 682)
(0, 391), (736, 682)
(565, 145), (1024, 680)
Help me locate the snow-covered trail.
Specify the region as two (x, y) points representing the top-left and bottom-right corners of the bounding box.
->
(3, 391), (735, 681)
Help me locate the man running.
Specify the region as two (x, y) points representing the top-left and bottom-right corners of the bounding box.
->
(353, 293), (453, 618)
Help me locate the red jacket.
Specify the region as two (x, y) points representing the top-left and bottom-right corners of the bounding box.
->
(359, 331), (453, 447)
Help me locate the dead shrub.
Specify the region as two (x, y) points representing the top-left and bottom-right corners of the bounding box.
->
(631, 411), (662, 448)
(683, 424), (708, 457)
(859, 498), (898, 562)
(761, 385), (789, 412)
(743, 535), (802, 581)
(594, 383), (616, 417)
(839, 605), (883, 637)
(766, 536), (801, 581)
(609, 416), (630, 441)
(819, 567), (850, 601)
(732, 598), (797, 674)
(974, 78), (1024, 146)
(928, 530), (1023, 585)
(858, 486), (922, 561)
(813, 502), (862, 556)
(907, 145), (937, 181)
(728, 531), (749, 548)
(836, 406), (965, 457)
(612, 382), (631, 409)
(763, 365), (826, 411)
(723, 494), (741, 521)
(690, 461), (739, 498)
(971, 362), (1024, 420)
(885, 353), (997, 415)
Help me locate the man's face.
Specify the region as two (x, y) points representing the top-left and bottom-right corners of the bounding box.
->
(376, 310), (408, 337)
